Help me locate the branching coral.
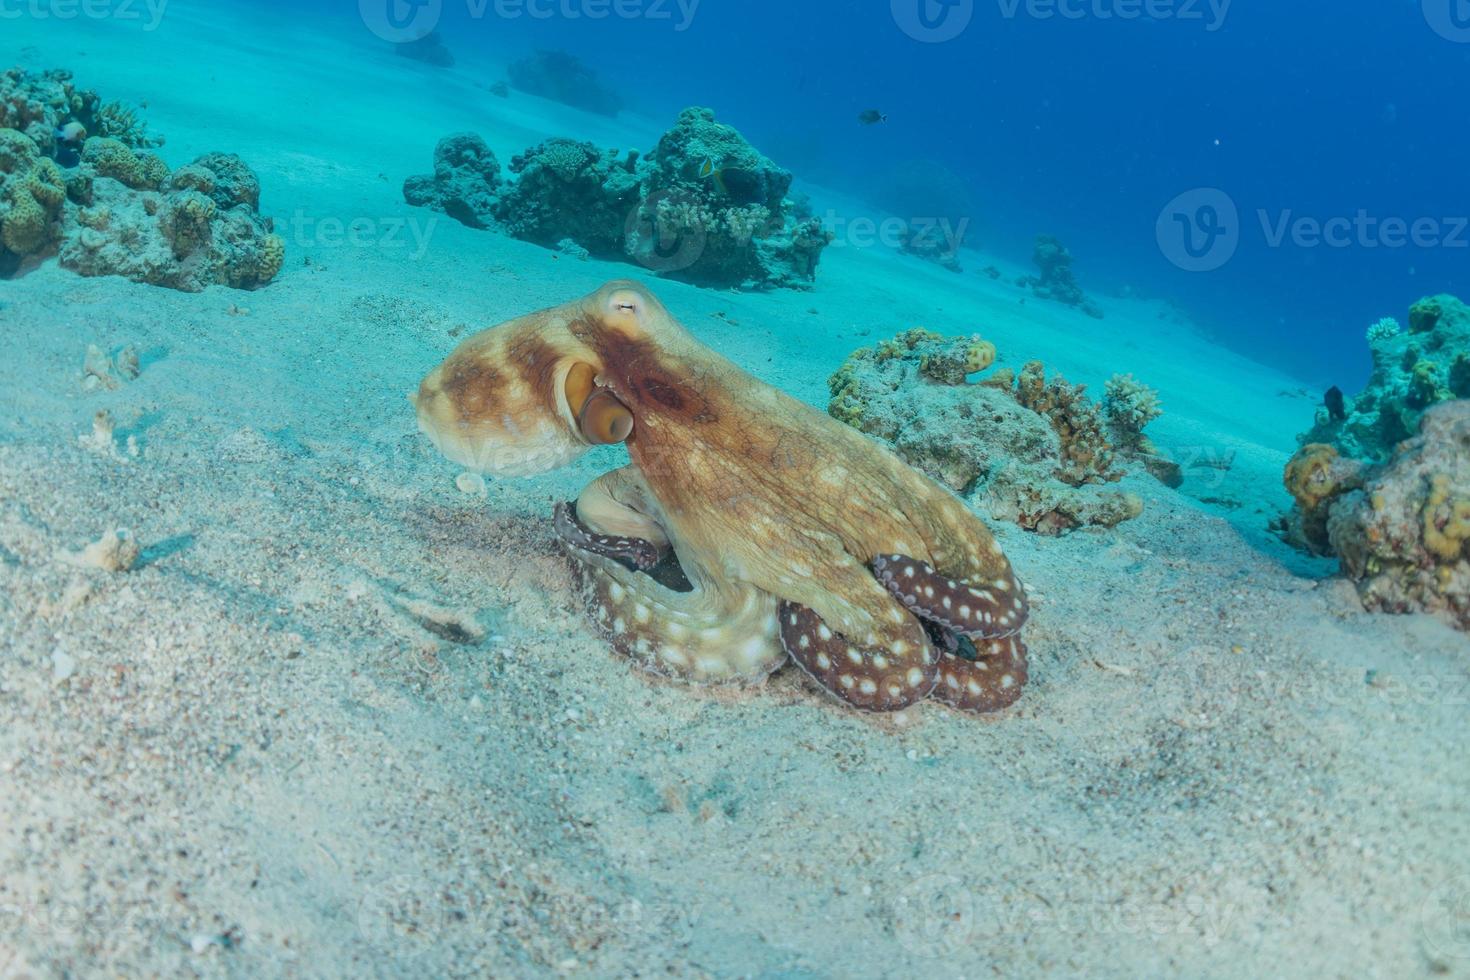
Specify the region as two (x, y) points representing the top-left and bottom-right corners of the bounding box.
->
(828, 328), (1157, 534)
(1012, 361), (1119, 486)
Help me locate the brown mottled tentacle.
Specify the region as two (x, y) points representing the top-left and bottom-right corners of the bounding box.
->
(874, 554), (1029, 712)
(873, 554), (1028, 639)
(932, 633), (1027, 712)
(779, 600), (937, 712)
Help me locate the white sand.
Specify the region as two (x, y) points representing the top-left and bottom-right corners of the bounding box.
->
(2, 6), (1468, 977)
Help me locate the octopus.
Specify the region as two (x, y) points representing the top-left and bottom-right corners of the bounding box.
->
(414, 281), (1030, 714)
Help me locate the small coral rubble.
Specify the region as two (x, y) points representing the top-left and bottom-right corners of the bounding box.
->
(403, 108), (833, 290)
(829, 329), (1164, 535)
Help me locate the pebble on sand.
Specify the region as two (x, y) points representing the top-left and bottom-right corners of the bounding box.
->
(67, 529), (141, 573)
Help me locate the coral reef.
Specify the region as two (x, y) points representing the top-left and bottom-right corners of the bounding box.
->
(1301, 295), (1470, 462)
(829, 328), (1163, 535)
(396, 31), (455, 67)
(59, 149), (283, 291)
(403, 108), (832, 290)
(1297, 402), (1470, 630)
(1018, 234), (1103, 319)
(0, 67), (161, 161)
(0, 129), (66, 275)
(499, 138), (640, 254)
(1103, 373), (1181, 487)
(507, 50), (622, 117)
(403, 133), (503, 229)
(898, 222), (962, 272)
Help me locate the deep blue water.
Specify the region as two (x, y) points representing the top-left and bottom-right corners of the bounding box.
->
(327, 0), (1467, 387)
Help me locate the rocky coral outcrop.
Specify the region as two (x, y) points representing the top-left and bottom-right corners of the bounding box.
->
(1018, 234), (1103, 319)
(403, 133), (502, 229)
(59, 148), (283, 291)
(0, 67), (161, 161)
(396, 31), (454, 68)
(1287, 402), (1470, 630)
(0, 129), (66, 275)
(1302, 295), (1470, 462)
(898, 222), (963, 272)
(506, 49), (622, 117)
(403, 108), (833, 290)
(829, 328), (1166, 535)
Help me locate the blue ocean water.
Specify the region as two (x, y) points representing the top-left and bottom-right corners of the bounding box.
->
(281, 0), (1468, 389)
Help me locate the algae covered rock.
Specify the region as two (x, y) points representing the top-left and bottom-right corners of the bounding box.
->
(1017, 234), (1103, 319)
(403, 132), (503, 229)
(829, 328), (1158, 535)
(403, 108), (833, 290)
(506, 49), (622, 117)
(1321, 402), (1470, 631)
(499, 138), (640, 254)
(1303, 295), (1470, 461)
(0, 128), (66, 275)
(59, 149), (283, 291)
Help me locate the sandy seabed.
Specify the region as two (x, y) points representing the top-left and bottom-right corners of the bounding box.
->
(2, 6), (1468, 978)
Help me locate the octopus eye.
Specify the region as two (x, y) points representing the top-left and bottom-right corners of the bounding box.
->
(609, 289), (642, 315)
(579, 388), (634, 445)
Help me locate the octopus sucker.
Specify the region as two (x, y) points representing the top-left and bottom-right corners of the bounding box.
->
(415, 281), (1033, 715)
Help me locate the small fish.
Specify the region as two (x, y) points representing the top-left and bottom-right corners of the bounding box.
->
(1324, 385), (1347, 422)
(858, 109), (888, 125)
(54, 121), (87, 144)
(698, 157), (729, 196)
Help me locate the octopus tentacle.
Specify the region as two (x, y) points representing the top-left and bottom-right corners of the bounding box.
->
(570, 553), (784, 685)
(778, 600), (937, 712)
(872, 553), (1028, 639)
(931, 634), (1028, 713)
(554, 501), (660, 571)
